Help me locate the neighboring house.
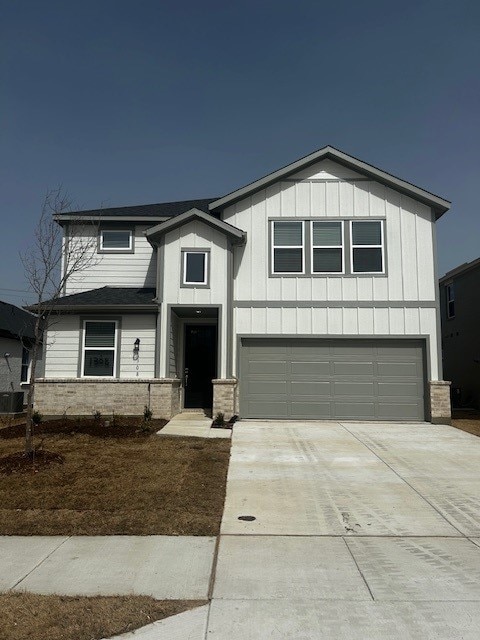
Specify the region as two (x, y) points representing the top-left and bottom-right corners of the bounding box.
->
(34, 146), (452, 423)
(439, 257), (480, 408)
(0, 300), (39, 412)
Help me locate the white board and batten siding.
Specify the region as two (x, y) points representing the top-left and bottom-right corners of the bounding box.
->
(64, 225), (157, 294)
(44, 314), (156, 379)
(222, 159), (440, 379)
(158, 220), (230, 378)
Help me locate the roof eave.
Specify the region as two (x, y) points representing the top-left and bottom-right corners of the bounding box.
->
(31, 304), (159, 313)
(53, 215), (170, 224)
(208, 146), (451, 219)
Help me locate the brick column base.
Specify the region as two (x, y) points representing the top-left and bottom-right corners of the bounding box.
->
(428, 380), (452, 424)
(212, 378), (238, 421)
(150, 378), (181, 419)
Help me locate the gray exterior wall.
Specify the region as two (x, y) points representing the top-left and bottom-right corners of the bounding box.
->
(0, 337), (43, 402)
(440, 263), (480, 408)
(0, 337), (23, 394)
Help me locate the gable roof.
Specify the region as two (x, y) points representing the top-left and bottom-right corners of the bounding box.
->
(54, 198), (217, 223)
(0, 300), (37, 341)
(145, 208), (246, 243)
(29, 287), (157, 312)
(208, 145), (451, 219)
(439, 257), (480, 284)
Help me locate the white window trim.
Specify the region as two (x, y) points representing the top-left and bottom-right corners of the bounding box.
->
(271, 220), (305, 275)
(446, 283), (455, 319)
(310, 220), (345, 274)
(100, 229), (133, 251)
(20, 347), (31, 385)
(183, 251), (208, 285)
(350, 220), (385, 274)
(81, 320), (118, 378)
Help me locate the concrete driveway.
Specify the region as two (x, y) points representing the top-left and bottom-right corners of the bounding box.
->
(207, 421), (480, 639)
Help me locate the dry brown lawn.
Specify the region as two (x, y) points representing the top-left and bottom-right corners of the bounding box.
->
(451, 410), (480, 438)
(0, 593), (205, 640)
(0, 430), (230, 535)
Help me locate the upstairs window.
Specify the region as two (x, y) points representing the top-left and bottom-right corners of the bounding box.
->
(183, 251), (209, 286)
(99, 230), (133, 252)
(272, 221), (304, 274)
(82, 321), (117, 377)
(351, 221), (384, 274)
(311, 221), (344, 273)
(446, 283), (455, 319)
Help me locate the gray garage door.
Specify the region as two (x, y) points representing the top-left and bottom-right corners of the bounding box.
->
(240, 338), (426, 420)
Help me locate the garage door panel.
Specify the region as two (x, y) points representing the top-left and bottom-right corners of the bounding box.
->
(378, 403), (422, 419)
(246, 402), (289, 417)
(291, 361), (330, 376)
(246, 381), (287, 395)
(333, 362), (375, 376)
(291, 381), (331, 396)
(248, 360), (287, 375)
(240, 338), (425, 420)
(291, 402), (333, 418)
(334, 402), (376, 418)
(333, 382), (375, 396)
(378, 382), (422, 397)
(378, 362), (420, 377)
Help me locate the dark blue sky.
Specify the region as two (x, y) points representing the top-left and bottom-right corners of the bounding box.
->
(1, 0), (479, 305)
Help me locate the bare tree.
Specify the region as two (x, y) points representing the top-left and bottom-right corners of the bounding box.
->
(21, 188), (99, 455)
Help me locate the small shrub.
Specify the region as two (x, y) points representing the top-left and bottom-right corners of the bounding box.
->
(213, 412), (225, 426)
(32, 411), (43, 425)
(143, 406), (153, 422)
(93, 410), (102, 421)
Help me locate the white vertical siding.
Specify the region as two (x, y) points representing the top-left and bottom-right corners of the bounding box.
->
(223, 159), (436, 305)
(158, 219), (229, 378)
(162, 220), (228, 306)
(65, 225), (157, 294)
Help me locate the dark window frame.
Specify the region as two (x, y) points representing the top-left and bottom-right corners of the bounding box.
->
(446, 283), (455, 319)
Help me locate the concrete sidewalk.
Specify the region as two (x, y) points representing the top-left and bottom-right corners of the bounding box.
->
(0, 536), (215, 599)
(3, 420), (480, 639)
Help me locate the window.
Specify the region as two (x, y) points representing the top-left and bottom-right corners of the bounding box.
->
(446, 283), (455, 318)
(21, 347), (30, 383)
(311, 221), (344, 273)
(99, 230), (132, 251)
(351, 220), (384, 273)
(183, 251), (208, 285)
(82, 321), (117, 377)
(272, 221), (304, 274)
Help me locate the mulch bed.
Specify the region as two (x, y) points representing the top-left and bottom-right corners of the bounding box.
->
(0, 417), (168, 440)
(0, 449), (65, 475)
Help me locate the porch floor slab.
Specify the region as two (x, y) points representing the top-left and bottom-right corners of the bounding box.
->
(158, 412), (231, 439)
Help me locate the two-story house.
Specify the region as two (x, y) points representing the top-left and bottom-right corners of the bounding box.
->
(34, 146), (452, 424)
(439, 257), (480, 409)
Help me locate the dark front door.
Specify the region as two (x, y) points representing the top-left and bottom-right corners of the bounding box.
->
(184, 325), (217, 408)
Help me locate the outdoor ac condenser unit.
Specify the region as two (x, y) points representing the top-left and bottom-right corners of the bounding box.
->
(0, 392), (24, 414)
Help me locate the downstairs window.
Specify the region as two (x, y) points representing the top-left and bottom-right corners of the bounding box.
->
(82, 320), (117, 377)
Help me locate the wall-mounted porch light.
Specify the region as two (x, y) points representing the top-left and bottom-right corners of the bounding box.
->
(133, 338), (140, 361)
